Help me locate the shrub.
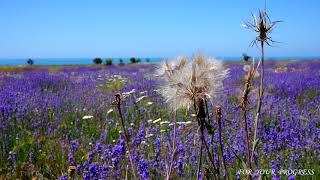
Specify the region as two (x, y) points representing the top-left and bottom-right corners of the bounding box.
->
(27, 58), (34, 66)
(105, 58), (113, 66)
(93, 58), (103, 64)
(242, 53), (251, 62)
(129, 57), (140, 64)
(119, 58), (125, 66)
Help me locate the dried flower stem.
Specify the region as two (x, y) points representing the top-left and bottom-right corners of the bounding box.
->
(243, 10), (281, 166)
(113, 94), (138, 180)
(215, 106), (229, 180)
(194, 99), (216, 179)
(197, 131), (203, 180)
(251, 41), (264, 164)
(239, 60), (259, 180)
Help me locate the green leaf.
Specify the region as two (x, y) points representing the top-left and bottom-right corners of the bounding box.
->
(222, 134), (247, 169)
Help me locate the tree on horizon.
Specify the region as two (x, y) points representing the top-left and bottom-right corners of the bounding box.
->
(242, 53), (251, 61)
(93, 57), (103, 64)
(105, 58), (113, 66)
(119, 58), (125, 66)
(130, 57), (140, 64)
(27, 58), (34, 66)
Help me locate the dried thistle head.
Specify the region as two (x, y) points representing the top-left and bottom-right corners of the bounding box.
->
(239, 58), (261, 110)
(243, 9), (282, 47)
(157, 54), (229, 110)
(112, 93), (122, 107)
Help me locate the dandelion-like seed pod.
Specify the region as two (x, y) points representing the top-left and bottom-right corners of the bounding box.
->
(157, 54), (229, 111)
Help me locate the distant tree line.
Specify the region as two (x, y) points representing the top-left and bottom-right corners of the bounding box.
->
(93, 57), (144, 66)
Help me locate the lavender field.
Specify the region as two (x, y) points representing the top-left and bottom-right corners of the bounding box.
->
(0, 60), (319, 180)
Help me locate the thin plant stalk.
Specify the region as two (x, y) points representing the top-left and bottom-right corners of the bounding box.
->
(243, 105), (252, 180)
(205, 101), (219, 180)
(197, 131), (203, 180)
(239, 59), (260, 179)
(239, 77), (253, 179)
(216, 106), (229, 180)
(243, 8), (281, 168)
(213, 134), (220, 179)
(251, 41), (264, 164)
(113, 94), (138, 180)
(194, 99), (216, 179)
(166, 111), (178, 180)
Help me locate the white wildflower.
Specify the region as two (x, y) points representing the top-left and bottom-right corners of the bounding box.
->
(107, 109), (113, 114)
(147, 119), (153, 123)
(147, 102), (153, 105)
(160, 129), (166, 133)
(160, 121), (170, 125)
(82, 115), (93, 120)
(177, 121), (192, 125)
(122, 89), (136, 96)
(157, 54), (229, 110)
(140, 91), (148, 95)
(145, 134), (154, 138)
(153, 118), (161, 124)
(136, 96), (147, 103)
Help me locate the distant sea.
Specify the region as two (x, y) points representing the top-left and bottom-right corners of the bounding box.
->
(0, 57), (319, 66)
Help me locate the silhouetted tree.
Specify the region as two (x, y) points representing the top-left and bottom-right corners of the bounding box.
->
(242, 53), (251, 62)
(93, 57), (103, 64)
(119, 58), (125, 66)
(105, 58), (113, 66)
(27, 58), (34, 66)
(129, 57), (140, 64)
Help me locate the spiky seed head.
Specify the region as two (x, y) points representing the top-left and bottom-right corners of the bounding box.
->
(244, 9), (282, 47)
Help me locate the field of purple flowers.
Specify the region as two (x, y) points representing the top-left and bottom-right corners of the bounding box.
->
(0, 61), (319, 179)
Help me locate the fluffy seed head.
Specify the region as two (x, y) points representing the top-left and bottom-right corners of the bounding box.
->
(157, 54), (229, 110)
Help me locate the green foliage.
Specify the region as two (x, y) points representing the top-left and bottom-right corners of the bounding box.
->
(27, 58), (34, 66)
(98, 80), (126, 93)
(129, 57), (140, 64)
(105, 58), (113, 66)
(93, 57), (103, 64)
(119, 58), (125, 66)
(242, 53), (251, 62)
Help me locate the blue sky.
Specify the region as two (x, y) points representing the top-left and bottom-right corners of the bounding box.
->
(0, 0), (319, 58)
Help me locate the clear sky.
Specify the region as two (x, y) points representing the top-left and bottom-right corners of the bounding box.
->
(0, 0), (319, 58)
